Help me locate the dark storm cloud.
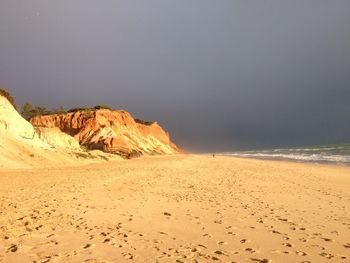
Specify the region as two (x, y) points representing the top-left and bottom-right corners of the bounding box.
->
(1, 1), (350, 151)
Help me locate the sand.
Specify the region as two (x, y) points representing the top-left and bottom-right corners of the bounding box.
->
(0, 155), (349, 262)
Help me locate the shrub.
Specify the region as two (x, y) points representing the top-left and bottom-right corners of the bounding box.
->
(94, 105), (112, 110)
(48, 106), (66, 115)
(21, 103), (66, 120)
(67, 108), (94, 118)
(68, 105), (112, 113)
(67, 107), (91, 113)
(0, 89), (17, 109)
(83, 109), (94, 119)
(21, 102), (47, 120)
(135, 118), (155, 126)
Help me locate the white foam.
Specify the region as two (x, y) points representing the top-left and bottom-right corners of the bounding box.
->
(222, 152), (350, 164)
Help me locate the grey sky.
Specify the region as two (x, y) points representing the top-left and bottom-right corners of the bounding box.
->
(1, 1), (350, 151)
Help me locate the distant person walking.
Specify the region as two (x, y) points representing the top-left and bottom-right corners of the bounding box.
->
(213, 154), (215, 158)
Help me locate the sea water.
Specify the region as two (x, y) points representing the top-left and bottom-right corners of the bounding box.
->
(221, 144), (350, 164)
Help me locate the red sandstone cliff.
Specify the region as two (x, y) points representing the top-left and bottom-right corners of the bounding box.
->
(30, 109), (178, 158)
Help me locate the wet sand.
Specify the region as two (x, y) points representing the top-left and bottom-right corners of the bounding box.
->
(0, 155), (349, 262)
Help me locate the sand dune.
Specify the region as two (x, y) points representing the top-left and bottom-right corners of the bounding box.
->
(0, 155), (349, 262)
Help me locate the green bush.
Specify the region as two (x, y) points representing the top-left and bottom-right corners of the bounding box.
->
(0, 89), (17, 109)
(67, 107), (91, 113)
(83, 109), (94, 119)
(49, 106), (66, 115)
(21, 103), (66, 120)
(20, 102), (111, 120)
(135, 118), (155, 126)
(94, 105), (113, 110)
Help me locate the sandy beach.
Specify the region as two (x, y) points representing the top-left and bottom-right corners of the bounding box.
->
(0, 155), (349, 262)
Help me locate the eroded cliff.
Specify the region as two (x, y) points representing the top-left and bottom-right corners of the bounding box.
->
(0, 95), (119, 168)
(30, 109), (178, 158)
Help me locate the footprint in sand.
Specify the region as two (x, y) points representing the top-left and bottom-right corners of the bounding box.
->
(320, 252), (334, 259)
(122, 252), (134, 260)
(39, 255), (52, 263)
(296, 251), (307, 256)
(321, 237), (334, 242)
(282, 243), (294, 248)
(271, 250), (284, 254)
(244, 248), (256, 253)
(213, 250), (227, 256)
(250, 258), (271, 263)
(83, 244), (92, 249)
(7, 244), (18, 253)
(271, 230), (282, 235)
(49, 239), (59, 245)
(100, 232), (108, 237)
(197, 244), (208, 249)
(344, 243), (350, 248)
(85, 259), (103, 263)
(330, 230), (339, 235)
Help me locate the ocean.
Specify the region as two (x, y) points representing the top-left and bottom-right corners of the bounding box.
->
(220, 144), (350, 165)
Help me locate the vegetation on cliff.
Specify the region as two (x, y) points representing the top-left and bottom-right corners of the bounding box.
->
(30, 110), (178, 158)
(21, 102), (66, 120)
(0, 89), (16, 109)
(1, 89), (178, 159)
(21, 103), (113, 120)
(135, 118), (155, 126)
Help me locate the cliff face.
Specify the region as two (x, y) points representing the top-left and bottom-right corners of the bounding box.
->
(0, 95), (115, 169)
(30, 109), (178, 158)
(35, 127), (81, 150)
(0, 95), (48, 148)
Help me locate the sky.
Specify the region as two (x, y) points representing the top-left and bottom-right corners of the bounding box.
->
(0, 1), (350, 152)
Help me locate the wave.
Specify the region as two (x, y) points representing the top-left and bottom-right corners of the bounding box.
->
(220, 144), (350, 164)
(221, 152), (350, 164)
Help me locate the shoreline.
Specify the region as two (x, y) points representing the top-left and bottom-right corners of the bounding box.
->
(215, 154), (350, 168)
(1, 152), (350, 173)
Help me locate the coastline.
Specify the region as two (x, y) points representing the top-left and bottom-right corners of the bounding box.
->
(216, 153), (350, 167)
(0, 155), (349, 262)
